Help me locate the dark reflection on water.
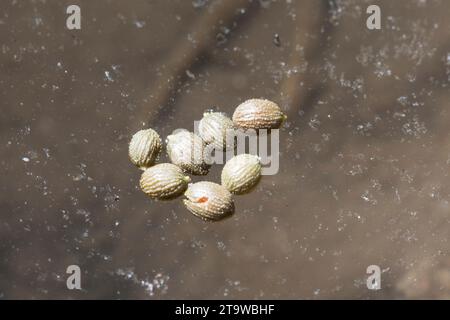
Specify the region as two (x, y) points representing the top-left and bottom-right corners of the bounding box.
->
(1, 0), (450, 299)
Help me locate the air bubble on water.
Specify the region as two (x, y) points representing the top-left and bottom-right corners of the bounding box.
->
(115, 268), (169, 296)
(72, 163), (87, 181)
(61, 209), (69, 221)
(34, 175), (49, 196)
(185, 70), (195, 79)
(111, 65), (120, 73)
(104, 71), (113, 82)
(374, 61), (392, 78)
(272, 218), (280, 230)
(238, 8), (246, 14)
(217, 241), (226, 251)
(216, 32), (227, 46)
(192, 0), (209, 8)
(308, 115), (321, 130)
(191, 239), (207, 250)
(187, 33), (197, 46)
(328, 0), (362, 26)
(33, 15), (43, 28)
(393, 112), (406, 119)
(75, 209), (90, 219)
(348, 164), (363, 176)
(224, 279), (247, 293)
(133, 20), (146, 28)
(18, 126), (31, 139)
(102, 254), (112, 261)
(402, 115), (427, 138)
(361, 190), (377, 205)
(103, 66), (121, 83)
(397, 96), (408, 106)
(258, 0), (272, 9)
(395, 188), (401, 204)
(356, 122), (373, 136)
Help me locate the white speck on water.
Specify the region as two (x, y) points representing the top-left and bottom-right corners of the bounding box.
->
(192, 0), (209, 8)
(402, 115), (427, 138)
(133, 20), (146, 28)
(361, 190), (377, 205)
(308, 115), (321, 130)
(22, 157), (30, 162)
(115, 268), (169, 296)
(185, 70), (195, 79)
(33, 16), (43, 27)
(397, 96), (408, 106)
(259, 0), (272, 9)
(104, 71), (113, 82)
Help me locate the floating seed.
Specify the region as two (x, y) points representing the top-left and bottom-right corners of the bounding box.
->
(140, 163), (190, 200)
(166, 130), (210, 175)
(198, 111), (235, 150)
(183, 181), (234, 221)
(232, 98), (286, 130)
(129, 128), (162, 169)
(221, 154), (262, 194)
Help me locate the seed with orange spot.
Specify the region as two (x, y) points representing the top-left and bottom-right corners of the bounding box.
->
(183, 181), (234, 221)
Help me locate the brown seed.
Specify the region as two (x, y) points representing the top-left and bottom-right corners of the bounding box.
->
(166, 130), (210, 175)
(232, 98), (286, 130)
(129, 128), (162, 169)
(221, 154), (262, 194)
(140, 163), (190, 200)
(198, 111), (235, 150)
(183, 181), (234, 221)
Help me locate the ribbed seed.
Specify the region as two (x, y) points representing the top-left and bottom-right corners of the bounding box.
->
(232, 99), (286, 130)
(140, 163), (190, 200)
(166, 130), (210, 175)
(198, 111), (235, 150)
(183, 181), (234, 221)
(221, 154), (262, 194)
(129, 128), (162, 169)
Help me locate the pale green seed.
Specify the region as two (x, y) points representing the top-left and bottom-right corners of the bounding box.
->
(140, 163), (191, 200)
(129, 128), (162, 169)
(198, 111), (235, 150)
(183, 181), (234, 221)
(166, 130), (210, 175)
(221, 154), (262, 194)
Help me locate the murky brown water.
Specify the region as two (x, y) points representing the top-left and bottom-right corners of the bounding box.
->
(1, 0), (450, 299)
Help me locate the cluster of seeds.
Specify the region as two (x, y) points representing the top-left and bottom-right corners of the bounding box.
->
(128, 98), (286, 222)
